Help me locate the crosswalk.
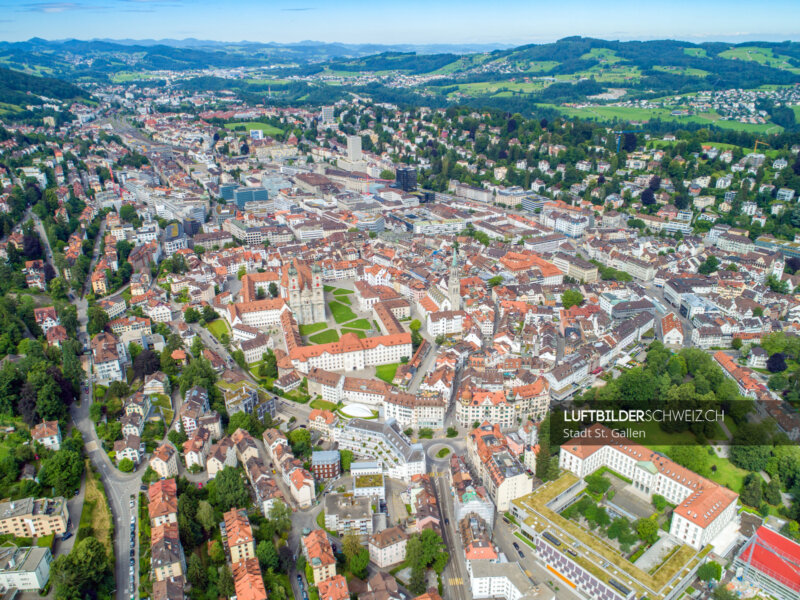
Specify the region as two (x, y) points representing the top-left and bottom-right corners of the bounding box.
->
(447, 577), (463, 586)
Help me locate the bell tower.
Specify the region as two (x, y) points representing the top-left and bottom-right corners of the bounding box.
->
(449, 249), (461, 311)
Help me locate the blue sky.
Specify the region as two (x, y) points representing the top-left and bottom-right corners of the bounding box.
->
(0, 0), (799, 44)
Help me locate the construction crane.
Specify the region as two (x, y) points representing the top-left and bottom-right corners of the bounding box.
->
(753, 139), (769, 154)
(613, 129), (644, 152)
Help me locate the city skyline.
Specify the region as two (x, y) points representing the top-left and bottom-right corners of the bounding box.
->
(0, 0), (799, 45)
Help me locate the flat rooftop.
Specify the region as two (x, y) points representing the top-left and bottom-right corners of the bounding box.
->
(512, 473), (710, 600)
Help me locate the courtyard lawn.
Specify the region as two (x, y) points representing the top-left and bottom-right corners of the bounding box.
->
(344, 318), (371, 330)
(340, 329), (366, 339)
(310, 399), (337, 411)
(205, 319), (229, 342)
(707, 455), (749, 492)
(309, 329), (339, 345)
(375, 363), (401, 383)
(328, 301), (357, 324)
(337, 295), (352, 305)
(298, 322), (327, 336)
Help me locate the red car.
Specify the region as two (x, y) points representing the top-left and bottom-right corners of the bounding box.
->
(591, 367), (603, 375)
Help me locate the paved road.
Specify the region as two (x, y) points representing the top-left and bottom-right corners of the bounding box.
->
(433, 472), (471, 600)
(72, 216), (144, 600)
(28, 210), (60, 279)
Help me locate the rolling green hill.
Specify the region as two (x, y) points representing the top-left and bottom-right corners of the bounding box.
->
(0, 66), (88, 108)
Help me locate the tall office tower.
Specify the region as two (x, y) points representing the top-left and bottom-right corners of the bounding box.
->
(395, 166), (417, 192)
(347, 135), (362, 163)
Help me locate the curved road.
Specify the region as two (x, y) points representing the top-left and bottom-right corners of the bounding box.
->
(73, 216), (144, 600)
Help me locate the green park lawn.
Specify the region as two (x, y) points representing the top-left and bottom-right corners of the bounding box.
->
(340, 329), (366, 339)
(336, 295), (352, 305)
(299, 322), (327, 336)
(205, 319), (229, 341)
(310, 399), (338, 411)
(375, 363), (400, 383)
(309, 329), (339, 345)
(707, 456), (749, 492)
(223, 122), (283, 135)
(344, 318), (371, 330)
(328, 301), (357, 324)
(332, 288), (353, 295)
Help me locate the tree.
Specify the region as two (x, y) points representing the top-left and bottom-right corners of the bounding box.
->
(187, 554), (207, 588)
(652, 494), (667, 512)
(561, 289), (584, 309)
(178, 357), (217, 396)
(209, 540), (226, 565)
(17, 381), (38, 426)
(767, 352), (787, 373)
(262, 349), (278, 379)
(202, 305), (219, 322)
(218, 566), (235, 597)
(765, 475), (782, 505)
(39, 449), (83, 496)
(237, 266), (247, 280)
(697, 561), (722, 582)
(622, 132), (637, 152)
(87, 306), (109, 335)
(196, 500), (217, 533)
(741, 473), (763, 507)
(698, 255), (720, 275)
(168, 429), (188, 447)
(340, 449), (353, 472)
(636, 517), (659, 544)
(342, 533), (362, 561)
(118, 457), (134, 473)
(641, 188), (655, 205)
(409, 319), (421, 332)
(142, 465), (160, 485)
(191, 335), (204, 359)
(349, 548), (370, 579)
(227, 411), (265, 437)
(731, 337), (743, 350)
(257, 540), (280, 570)
(209, 467), (250, 512)
(268, 501), (292, 535)
(268, 282), (279, 298)
(585, 473), (611, 495)
(288, 428), (311, 457)
(184, 307), (201, 323)
(133, 349), (161, 380)
(408, 566), (427, 595)
(487, 275), (503, 287)
(51, 537), (108, 597)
